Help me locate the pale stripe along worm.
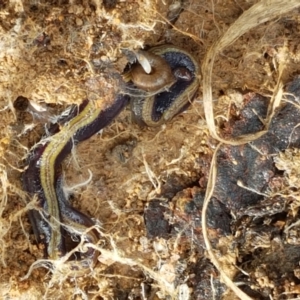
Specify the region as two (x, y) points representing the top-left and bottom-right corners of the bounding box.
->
(22, 44), (199, 272)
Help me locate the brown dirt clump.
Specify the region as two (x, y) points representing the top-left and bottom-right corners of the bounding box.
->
(1, 0), (300, 299)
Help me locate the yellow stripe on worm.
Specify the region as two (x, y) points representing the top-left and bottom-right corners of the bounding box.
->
(23, 44), (199, 273)
(126, 44), (200, 126)
(39, 101), (101, 259)
(23, 94), (129, 271)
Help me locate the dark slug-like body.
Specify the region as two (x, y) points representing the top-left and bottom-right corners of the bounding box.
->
(129, 45), (200, 126)
(23, 94), (129, 267)
(22, 44), (199, 272)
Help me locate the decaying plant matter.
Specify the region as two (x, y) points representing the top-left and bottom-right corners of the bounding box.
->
(1, 0), (300, 299)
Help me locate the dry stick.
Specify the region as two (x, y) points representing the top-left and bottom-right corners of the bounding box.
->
(202, 0), (300, 145)
(201, 1), (300, 299)
(201, 143), (253, 300)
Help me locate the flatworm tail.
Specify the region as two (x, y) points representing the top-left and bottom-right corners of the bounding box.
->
(23, 94), (129, 269)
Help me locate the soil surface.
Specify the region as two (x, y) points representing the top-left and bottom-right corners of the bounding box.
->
(1, 1), (300, 299)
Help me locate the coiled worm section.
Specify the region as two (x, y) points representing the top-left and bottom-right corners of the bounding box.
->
(128, 45), (200, 126)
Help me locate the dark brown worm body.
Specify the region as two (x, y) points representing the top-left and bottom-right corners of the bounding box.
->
(129, 51), (176, 92)
(129, 45), (200, 126)
(23, 95), (129, 271)
(22, 44), (199, 273)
